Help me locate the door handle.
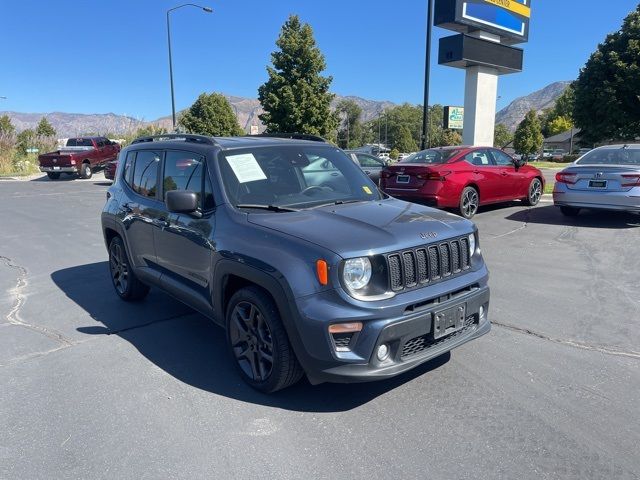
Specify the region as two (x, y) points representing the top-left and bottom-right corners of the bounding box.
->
(473, 170), (480, 174)
(364, 170), (371, 174)
(501, 172), (509, 176)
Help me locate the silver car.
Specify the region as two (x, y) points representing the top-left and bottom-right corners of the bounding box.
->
(553, 144), (640, 216)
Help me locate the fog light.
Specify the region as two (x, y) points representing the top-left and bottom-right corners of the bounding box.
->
(377, 344), (390, 361)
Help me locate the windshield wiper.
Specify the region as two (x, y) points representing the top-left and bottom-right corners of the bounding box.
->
(235, 204), (299, 212)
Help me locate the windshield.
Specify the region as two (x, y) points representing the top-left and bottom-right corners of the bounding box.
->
(576, 147), (640, 166)
(218, 145), (382, 209)
(400, 149), (460, 164)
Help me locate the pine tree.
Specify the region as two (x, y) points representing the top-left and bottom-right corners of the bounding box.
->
(35, 117), (56, 137)
(514, 110), (543, 159)
(258, 15), (337, 137)
(179, 93), (244, 136)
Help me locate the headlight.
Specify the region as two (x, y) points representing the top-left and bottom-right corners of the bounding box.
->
(343, 257), (372, 291)
(468, 233), (476, 257)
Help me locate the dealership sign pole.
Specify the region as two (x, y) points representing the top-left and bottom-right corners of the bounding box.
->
(435, 0), (531, 146)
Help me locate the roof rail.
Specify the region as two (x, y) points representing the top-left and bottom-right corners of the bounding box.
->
(131, 134), (217, 145)
(254, 133), (327, 143)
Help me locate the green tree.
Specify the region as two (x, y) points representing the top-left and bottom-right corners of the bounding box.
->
(514, 110), (543, 159)
(573, 5), (640, 143)
(179, 93), (243, 136)
(440, 129), (462, 146)
(395, 124), (419, 152)
(553, 84), (575, 119)
(0, 115), (15, 136)
(389, 148), (399, 160)
(335, 99), (363, 149)
(547, 116), (574, 137)
(494, 123), (513, 148)
(258, 15), (336, 136)
(16, 129), (36, 155)
(35, 117), (56, 137)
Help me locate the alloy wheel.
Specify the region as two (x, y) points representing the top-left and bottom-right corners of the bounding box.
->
(530, 179), (542, 205)
(462, 189), (479, 217)
(229, 301), (274, 382)
(109, 242), (128, 294)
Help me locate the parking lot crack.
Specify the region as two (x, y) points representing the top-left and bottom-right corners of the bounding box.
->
(492, 320), (640, 360)
(0, 255), (74, 346)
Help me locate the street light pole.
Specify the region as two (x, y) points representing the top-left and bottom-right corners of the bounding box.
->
(167, 4), (213, 132)
(421, 0), (433, 150)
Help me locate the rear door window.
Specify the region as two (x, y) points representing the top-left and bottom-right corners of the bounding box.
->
(356, 154), (384, 168)
(132, 150), (161, 199)
(465, 150), (492, 166)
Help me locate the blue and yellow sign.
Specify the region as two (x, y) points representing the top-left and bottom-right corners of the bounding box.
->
(463, 0), (530, 37)
(435, 0), (531, 44)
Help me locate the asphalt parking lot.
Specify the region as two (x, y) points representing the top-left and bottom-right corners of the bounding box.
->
(1, 175), (639, 479)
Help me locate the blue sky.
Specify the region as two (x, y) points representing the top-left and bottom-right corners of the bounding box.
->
(1, 0), (637, 120)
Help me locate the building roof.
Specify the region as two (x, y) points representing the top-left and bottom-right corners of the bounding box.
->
(544, 128), (582, 143)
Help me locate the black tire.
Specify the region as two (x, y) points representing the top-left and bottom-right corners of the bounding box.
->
(524, 178), (543, 206)
(459, 186), (479, 219)
(80, 162), (93, 179)
(47, 172), (60, 180)
(560, 206), (580, 217)
(226, 286), (303, 393)
(108, 236), (149, 301)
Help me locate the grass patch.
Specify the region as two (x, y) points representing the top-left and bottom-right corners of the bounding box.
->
(544, 183), (555, 194)
(529, 161), (572, 169)
(0, 151), (40, 176)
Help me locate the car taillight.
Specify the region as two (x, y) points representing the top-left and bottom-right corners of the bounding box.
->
(621, 174), (640, 187)
(417, 171), (451, 181)
(555, 172), (577, 184)
(381, 170), (392, 179)
(70, 159), (76, 165)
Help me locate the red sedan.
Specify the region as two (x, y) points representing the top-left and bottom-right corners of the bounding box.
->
(380, 146), (545, 218)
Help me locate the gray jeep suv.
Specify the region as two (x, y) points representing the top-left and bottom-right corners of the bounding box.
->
(101, 134), (490, 392)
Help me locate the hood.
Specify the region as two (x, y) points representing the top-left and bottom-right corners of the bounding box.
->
(247, 198), (474, 258)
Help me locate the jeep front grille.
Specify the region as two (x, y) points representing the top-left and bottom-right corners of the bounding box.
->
(387, 237), (471, 292)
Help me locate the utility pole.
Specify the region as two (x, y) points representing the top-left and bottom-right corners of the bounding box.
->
(167, 4), (213, 131)
(421, 0), (433, 150)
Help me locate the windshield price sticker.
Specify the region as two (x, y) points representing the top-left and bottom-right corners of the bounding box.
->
(226, 153), (267, 183)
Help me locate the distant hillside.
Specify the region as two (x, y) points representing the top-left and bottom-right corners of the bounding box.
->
(496, 81), (572, 131)
(2, 83), (572, 138)
(2, 94), (396, 138)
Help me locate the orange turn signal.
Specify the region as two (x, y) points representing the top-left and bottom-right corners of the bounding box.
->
(328, 322), (363, 334)
(316, 259), (329, 286)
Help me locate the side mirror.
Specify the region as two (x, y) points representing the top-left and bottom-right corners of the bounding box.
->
(514, 158), (526, 168)
(166, 190), (199, 214)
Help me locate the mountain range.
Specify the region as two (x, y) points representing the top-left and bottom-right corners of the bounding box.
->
(1, 82), (570, 138)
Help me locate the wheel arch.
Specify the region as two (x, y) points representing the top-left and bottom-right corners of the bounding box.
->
(213, 259), (313, 374)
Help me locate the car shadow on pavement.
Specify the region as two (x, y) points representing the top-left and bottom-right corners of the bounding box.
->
(506, 205), (640, 229)
(52, 262), (450, 412)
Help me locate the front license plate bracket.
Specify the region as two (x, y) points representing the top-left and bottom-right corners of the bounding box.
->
(433, 304), (466, 339)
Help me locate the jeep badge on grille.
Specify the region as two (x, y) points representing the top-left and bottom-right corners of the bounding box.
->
(420, 232), (437, 239)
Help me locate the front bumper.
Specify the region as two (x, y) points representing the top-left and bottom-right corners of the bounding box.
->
(292, 267), (490, 385)
(39, 166), (78, 173)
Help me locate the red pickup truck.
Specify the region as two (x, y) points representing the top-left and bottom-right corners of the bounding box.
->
(38, 137), (120, 180)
